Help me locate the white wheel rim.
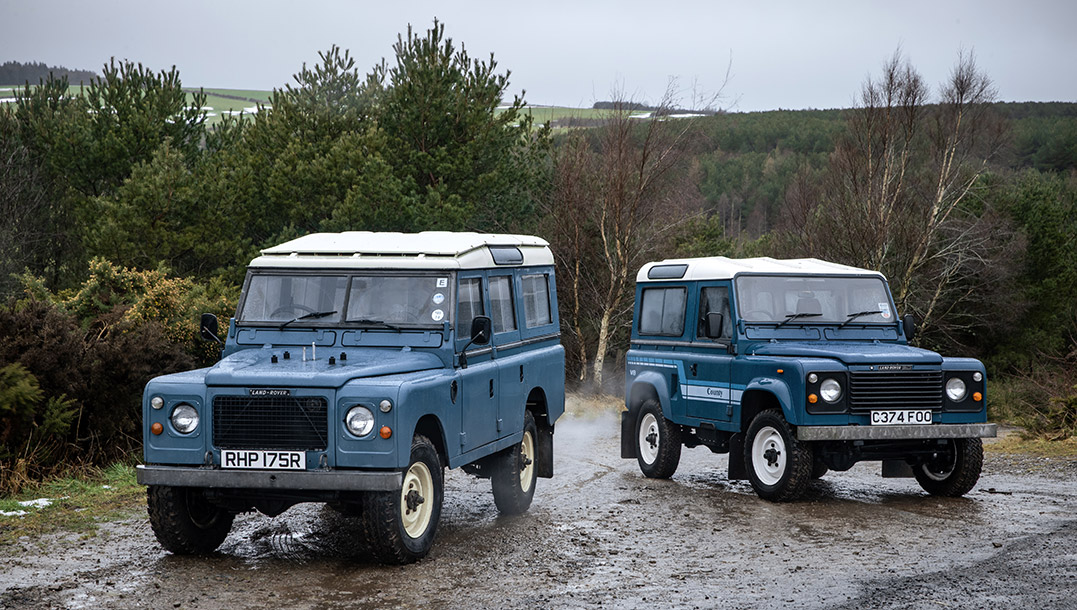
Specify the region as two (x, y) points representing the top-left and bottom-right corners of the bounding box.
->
(751, 426), (787, 486)
(520, 430), (535, 493)
(400, 460), (434, 539)
(638, 412), (660, 465)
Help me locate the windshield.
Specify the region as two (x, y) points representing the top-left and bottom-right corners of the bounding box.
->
(238, 274), (451, 327)
(735, 275), (895, 325)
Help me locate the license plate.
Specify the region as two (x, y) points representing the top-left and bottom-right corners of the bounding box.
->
(870, 410), (933, 425)
(221, 449), (305, 470)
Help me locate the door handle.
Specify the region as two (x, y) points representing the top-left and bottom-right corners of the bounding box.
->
(489, 379), (495, 398)
(690, 363), (698, 376)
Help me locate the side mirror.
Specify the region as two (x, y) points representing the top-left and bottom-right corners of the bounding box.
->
(200, 313), (223, 345)
(902, 314), (918, 341)
(470, 316), (492, 346)
(704, 312), (725, 339)
(458, 316), (492, 369)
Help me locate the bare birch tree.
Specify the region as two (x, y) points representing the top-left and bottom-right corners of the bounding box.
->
(781, 49), (1012, 338)
(548, 81), (711, 389)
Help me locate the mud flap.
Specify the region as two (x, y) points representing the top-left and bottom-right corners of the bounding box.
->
(620, 410), (637, 459)
(727, 433), (747, 480)
(536, 423), (555, 478)
(882, 459), (914, 478)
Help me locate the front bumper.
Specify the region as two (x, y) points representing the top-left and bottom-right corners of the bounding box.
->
(796, 423), (997, 442)
(136, 464), (403, 491)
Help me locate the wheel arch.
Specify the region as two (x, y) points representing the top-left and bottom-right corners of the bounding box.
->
(413, 414), (448, 469)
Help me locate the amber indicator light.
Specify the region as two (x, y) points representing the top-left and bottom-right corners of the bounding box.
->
(380, 426), (392, 439)
(808, 394), (818, 404)
(151, 422), (163, 435)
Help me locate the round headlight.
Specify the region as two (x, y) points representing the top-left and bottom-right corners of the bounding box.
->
(807, 373), (818, 384)
(170, 403), (199, 434)
(150, 396), (164, 410)
(346, 406), (375, 437)
(820, 378), (842, 403)
(379, 399), (393, 413)
(946, 377), (967, 401)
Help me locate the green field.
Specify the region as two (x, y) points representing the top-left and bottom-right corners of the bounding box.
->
(1, 84), (639, 127)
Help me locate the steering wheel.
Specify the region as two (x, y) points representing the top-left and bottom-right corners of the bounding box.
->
(271, 303), (316, 317)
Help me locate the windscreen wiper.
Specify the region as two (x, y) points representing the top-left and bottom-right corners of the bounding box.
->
(838, 310), (884, 328)
(775, 312), (822, 328)
(348, 318), (400, 330)
(279, 310), (338, 330)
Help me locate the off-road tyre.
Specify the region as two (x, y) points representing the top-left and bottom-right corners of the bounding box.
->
(147, 485), (234, 554)
(913, 438), (983, 497)
(635, 399), (682, 479)
(360, 434), (443, 564)
(744, 409), (813, 502)
(491, 410), (539, 515)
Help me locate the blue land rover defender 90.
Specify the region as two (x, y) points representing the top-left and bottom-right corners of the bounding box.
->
(138, 232), (565, 562)
(621, 257), (996, 501)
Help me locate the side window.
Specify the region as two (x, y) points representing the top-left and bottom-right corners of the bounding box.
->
(457, 277), (484, 335)
(522, 274), (552, 328)
(489, 276), (516, 333)
(697, 286), (732, 339)
(639, 287), (686, 336)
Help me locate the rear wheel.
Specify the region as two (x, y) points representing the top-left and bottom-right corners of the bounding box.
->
(744, 409), (812, 502)
(491, 411), (538, 515)
(635, 399), (681, 478)
(914, 438), (983, 497)
(360, 435), (443, 563)
(147, 485), (234, 554)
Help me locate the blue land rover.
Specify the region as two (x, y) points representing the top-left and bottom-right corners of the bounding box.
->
(137, 232), (565, 562)
(621, 256), (996, 501)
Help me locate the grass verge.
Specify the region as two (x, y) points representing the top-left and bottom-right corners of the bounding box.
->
(984, 432), (1077, 458)
(0, 463), (144, 547)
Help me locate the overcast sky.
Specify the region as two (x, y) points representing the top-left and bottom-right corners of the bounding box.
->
(2, 0), (1074, 112)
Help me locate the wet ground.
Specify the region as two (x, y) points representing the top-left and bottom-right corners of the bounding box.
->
(3, 411), (1077, 609)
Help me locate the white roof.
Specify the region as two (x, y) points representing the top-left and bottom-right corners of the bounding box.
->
(637, 256), (884, 282)
(250, 231), (554, 270)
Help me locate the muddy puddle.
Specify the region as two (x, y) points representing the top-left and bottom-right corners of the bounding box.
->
(3, 412), (1077, 609)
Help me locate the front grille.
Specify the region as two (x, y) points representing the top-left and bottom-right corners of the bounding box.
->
(212, 395), (328, 450)
(848, 370), (943, 411)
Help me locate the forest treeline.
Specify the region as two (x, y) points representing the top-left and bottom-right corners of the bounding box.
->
(0, 60), (98, 86)
(1, 23), (1075, 490)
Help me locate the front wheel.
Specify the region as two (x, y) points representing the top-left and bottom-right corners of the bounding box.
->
(360, 434), (443, 564)
(635, 399), (681, 478)
(491, 410), (538, 515)
(147, 485), (234, 554)
(744, 409), (812, 502)
(913, 438), (983, 497)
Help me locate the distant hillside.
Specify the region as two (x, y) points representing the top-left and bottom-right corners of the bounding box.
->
(0, 60), (97, 85)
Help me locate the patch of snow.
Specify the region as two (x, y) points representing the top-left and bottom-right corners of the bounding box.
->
(669, 113), (707, 118)
(0, 510), (28, 517)
(0, 97), (16, 104)
(101, 485), (112, 490)
(18, 498), (55, 509)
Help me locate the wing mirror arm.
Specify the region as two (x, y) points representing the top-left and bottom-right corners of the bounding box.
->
(457, 316), (492, 369)
(200, 313), (224, 346)
(902, 313), (918, 341)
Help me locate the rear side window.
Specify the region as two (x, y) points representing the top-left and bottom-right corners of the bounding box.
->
(457, 277), (484, 334)
(639, 287), (686, 336)
(489, 276), (517, 333)
(522, 274), (552, 327)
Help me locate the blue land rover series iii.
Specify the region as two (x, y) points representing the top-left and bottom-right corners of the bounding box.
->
(621, 256), (996, 501)
(137, 232), (565, 562)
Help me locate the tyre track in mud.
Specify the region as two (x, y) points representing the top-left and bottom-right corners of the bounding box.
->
(2, 411), (1077, 609)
